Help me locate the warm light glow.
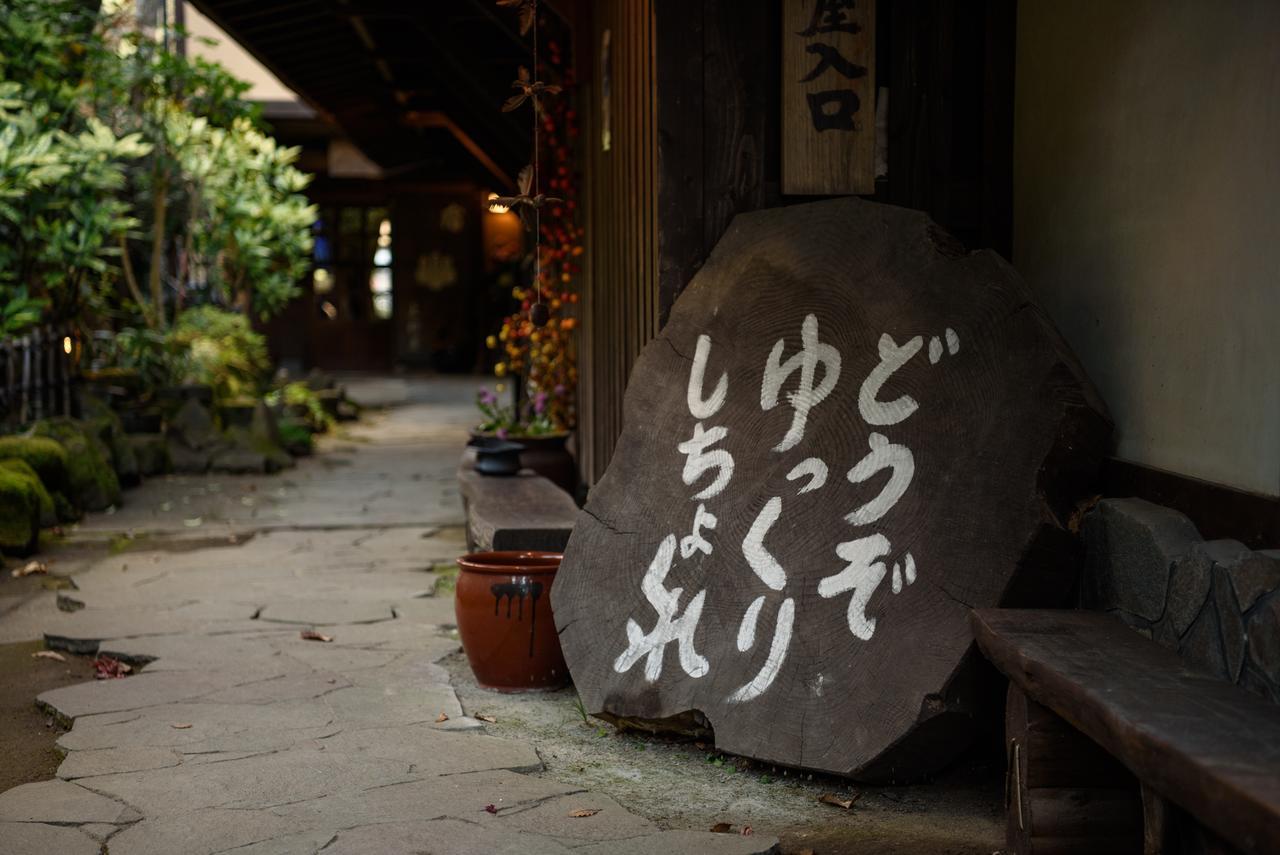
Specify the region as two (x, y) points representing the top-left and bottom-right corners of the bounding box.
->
(62, 336), (72, 354)
(320, 300), (338, 320)
(487, 192), (509, 214)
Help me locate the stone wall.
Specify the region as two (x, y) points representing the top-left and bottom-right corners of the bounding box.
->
(1082, 498), (1280, 702)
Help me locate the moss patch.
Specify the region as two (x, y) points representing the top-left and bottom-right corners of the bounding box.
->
(0, 459), (56, 528)
(0, 436), (70, 495)
(0, 463), (41, 555)
(31, 418), (121, 513)
(79, 395), (140, 486)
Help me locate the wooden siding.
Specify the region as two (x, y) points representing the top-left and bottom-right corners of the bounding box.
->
(578, 0), (657, 487)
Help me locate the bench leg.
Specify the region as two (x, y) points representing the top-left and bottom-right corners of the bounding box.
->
(1141, 786), (1242, 855)
(1005, 684), (1144, 854)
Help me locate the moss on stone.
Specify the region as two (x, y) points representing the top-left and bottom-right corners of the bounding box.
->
(0, 459), (56, 527)
(0, 462), (41, 554)
(79, 394), (140, 486)
(0, 435), (70, 495)
(31, 418), (122, 512)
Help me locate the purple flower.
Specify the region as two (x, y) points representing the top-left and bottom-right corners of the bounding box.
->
(496, 428), (509, 439)
(553, 384), (566, 397)
(533, 391), (548, 414)
(478, 388), (497, 406)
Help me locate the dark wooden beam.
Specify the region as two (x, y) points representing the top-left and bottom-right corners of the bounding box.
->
(1102, 459), (1280, 550)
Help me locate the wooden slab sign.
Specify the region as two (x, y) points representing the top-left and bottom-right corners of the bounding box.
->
(782, 0), (875, 195)
(552, 198), (1111, 779)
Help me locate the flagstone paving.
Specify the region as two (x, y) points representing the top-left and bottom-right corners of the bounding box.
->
(0, 379), (778, 855)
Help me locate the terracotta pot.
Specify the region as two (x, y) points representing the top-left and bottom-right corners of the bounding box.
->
(455, 551), (569, 692)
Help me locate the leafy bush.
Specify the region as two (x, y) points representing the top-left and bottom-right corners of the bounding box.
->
(0, 285), (47, 337)
(267, 381), (334, 433)
(0, 1), (314, 333)
(166, 307), (267, 401)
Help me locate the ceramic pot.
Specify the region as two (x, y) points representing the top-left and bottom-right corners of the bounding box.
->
(468, 432), (577, 495)
(514, 434), (577, 495)
(455, 551), (569, 692)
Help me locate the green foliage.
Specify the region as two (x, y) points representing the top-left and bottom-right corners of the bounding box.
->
(167, 306), (267, 401)
(268, 381), (334, 433)
(97, 325), (171, 390)
(275, 417), (313, 454)
(0, 285), (48, 336)
(474, 387), (559, 437)
(176, 117), (315, 319)
(0, 0), (314, 336)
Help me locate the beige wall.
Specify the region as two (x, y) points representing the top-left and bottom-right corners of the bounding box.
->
(182, 2), (298, 102)
(1013, 0), (1280, 497)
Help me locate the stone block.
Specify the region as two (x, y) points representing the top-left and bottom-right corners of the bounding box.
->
(1212, 566), (1247, 682)
(1180, 600), (1228, 681)
(1247, 592), (1280, 687)
(1166, 541), (1239, 637)
(1227, 552), (1280, 612)
(128, 433), (172, 477)
(167, 398), (220, 450)
(1082, 498), (1201, 623)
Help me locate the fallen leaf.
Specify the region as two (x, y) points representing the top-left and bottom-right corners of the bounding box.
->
(484, 803), (498, 814)
(710, 823), (733, 833)
(819, 792), (861, 810)
(741, 826), (754, 836)
(300, 630), (332, 643)
(32, 650), (66, 662)
(183, 517), (203, 527)
(170, 722), (193, 729)
(568, 808), (601, 818)
(93, 656), (131, 679)
(11, 560), (48, 578)
(476, 714), (497, 723)
(435, 712), (450, 723)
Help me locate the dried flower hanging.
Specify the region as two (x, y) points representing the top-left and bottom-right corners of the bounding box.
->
(487, 0), (582, 432)
(491, 165), (563, 231)
(503, 66), (563, 116)
(496, 0), (535, 35)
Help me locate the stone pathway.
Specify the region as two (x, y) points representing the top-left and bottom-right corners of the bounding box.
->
(0, 378), (777, 855)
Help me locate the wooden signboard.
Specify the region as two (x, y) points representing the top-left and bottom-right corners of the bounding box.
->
(552, 198), (1111, 779)
(782, 0), (876, 195)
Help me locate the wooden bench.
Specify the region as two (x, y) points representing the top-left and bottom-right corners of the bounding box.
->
(457, 456), (578, 553)
(971, 609), (1280, 855)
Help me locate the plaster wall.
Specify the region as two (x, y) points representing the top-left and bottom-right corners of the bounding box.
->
(1013, 0), (1280, 496)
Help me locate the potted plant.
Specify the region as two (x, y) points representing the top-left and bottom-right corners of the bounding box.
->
(472, 386), (576, 494)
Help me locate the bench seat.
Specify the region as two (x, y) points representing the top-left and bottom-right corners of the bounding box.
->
(457, 456), (578, 553)
(972, 608), (1280, 854)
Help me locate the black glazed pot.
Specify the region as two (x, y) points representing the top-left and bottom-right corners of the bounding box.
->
(470, 437), (525, 477)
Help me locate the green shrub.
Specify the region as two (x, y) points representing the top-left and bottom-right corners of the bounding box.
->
(167, 306), (268, 403)
(268, 381), (333, 433)
(276, 417), (313, 456)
